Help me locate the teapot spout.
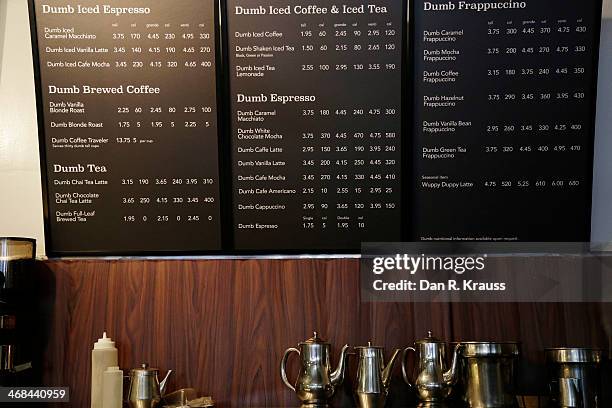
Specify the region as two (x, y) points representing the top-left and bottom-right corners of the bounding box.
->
(159, 369), (173, 396)
(443, 343), (463, 386)
(382, 348), (401, 388)
(330, 344), (350, 387)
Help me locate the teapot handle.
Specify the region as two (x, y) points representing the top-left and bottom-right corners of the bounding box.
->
(401, 347), (416, 387)
(280, 347), (300, 392)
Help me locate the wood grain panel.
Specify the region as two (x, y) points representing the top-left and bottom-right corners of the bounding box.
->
(34, 259), (609, 407)
(37, 259), (383, 408)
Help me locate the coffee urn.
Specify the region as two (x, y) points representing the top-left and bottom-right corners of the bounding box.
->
(545, 348), (602, 408)
(456, 342), (520, 408)
(0, 237), (36, 385)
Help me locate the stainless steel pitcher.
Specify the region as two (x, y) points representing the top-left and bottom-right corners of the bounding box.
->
(281, 331), (349, 407)
(354, 342), (401, 408)
(402, 331), (461, 404)
(457, 342), (520, 408)
(546, 347), (601, 408)
(127, 363), (172, 408)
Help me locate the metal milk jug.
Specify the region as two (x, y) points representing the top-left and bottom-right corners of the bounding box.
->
(354, 342), (401, 408)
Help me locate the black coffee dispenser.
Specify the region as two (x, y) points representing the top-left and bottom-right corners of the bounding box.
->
(0, 237), (36, 385)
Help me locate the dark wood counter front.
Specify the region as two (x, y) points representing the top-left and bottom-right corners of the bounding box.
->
(34, 258), (610, 407)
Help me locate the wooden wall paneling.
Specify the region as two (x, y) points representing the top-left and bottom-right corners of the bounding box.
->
(410, 303), (453, 342)
(35, 259), (611, 407)
(598, 303), (612, 356)
(516, 302), (609, 358)
(39, 260), (241, 407)
(158, 260), (236, 405)
(52, 260), (114, 408)
(229, 259), (274, 406)
(448, 256), (524, 347)
(228, 259), (327, 407)
(324, 259), (366, 344)
(323, 259), (367, 408)
(450, 302), (523, 342)
(559, 303), (608, 347)
(516, 302), (567, 395)
(515, 302), (568, 361)
(117, 261), (159, 378)
(365, 301), (452, 407)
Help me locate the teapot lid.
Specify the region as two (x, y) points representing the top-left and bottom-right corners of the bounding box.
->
(355, 341), (383, 349)
(301, 331), (328, 345)
(130, 363), (159, 376)
(415, 331), (444, 344)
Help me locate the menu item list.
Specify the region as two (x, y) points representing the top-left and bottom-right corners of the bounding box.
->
(31, 0), (601, 254)
(227, 0), (404, 250)
(412, 0), (600, 242)
(33, 0), (222, 253)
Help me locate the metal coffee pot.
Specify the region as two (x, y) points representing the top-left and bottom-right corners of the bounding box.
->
(546, 347), (602, 408)
(354, 342), (401, 408)
(402, 331), (461, 405)
(281, 331), (349, 407)
(457, 342), (520, 408)
(127, 363), (172, 408)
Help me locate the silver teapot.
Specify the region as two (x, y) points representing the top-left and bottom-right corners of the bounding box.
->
(402, 331), (461, 404)
(127, 363), (172, 408)
(281, 331), (349, 407)
(354, 342), (401, 408)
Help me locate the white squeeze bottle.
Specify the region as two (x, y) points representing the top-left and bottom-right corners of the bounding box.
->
(91, 332), (118, 408)
(102, 366), (123, 408)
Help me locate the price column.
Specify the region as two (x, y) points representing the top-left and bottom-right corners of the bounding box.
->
(228, 1), (404, 250)
(412, 0), (600, 241)
(34, 0), (222, 253)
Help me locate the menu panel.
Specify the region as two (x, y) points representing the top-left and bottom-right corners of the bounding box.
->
(228, 0), (404, 250)
(33, 0), (222, 253)
(412, 0), (600, 241)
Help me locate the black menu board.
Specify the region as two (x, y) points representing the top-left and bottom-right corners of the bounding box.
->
(411, 0), (601, 242)
(31, 0), (222, 254)
(227, 0), (404, 250)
